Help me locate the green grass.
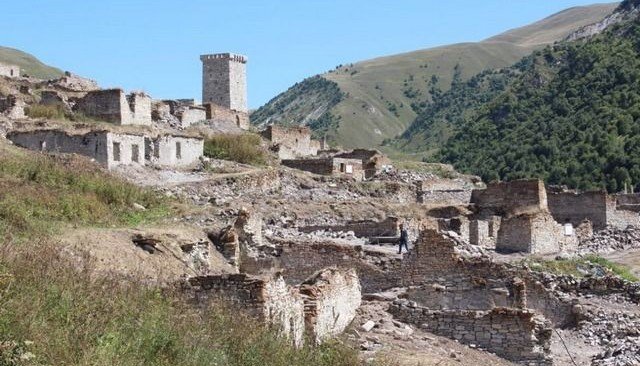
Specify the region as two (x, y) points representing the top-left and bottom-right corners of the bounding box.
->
(24, 104), (67, 120)
(0, 46), (63, 79)
(0, 147), (173, 241)
(204, 133), (268, 166)
(0, 243), (359, 366)
(0, 145), (360, 366)
(525, 255), (639, 282)
(250, 4), (616, 151)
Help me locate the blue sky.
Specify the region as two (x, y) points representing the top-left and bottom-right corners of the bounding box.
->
(2, 0), (618, 108)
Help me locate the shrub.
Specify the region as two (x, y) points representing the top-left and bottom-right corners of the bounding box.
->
(25, 104), (67, 120)
(204, 134), (267, 166)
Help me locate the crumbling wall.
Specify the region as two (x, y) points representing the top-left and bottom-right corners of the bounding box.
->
(178, 107), (206, 127)
(496, 212), (575, 254)
(333, 149), (391, 178)
(146, 135), (203, 168)
(186, 273), (305, 346)
(74, 89), (151, 125)
(299, 217), (399, 238)
(418, 190), (472, 206)
(469, 218), (498, 248)
(243, 239), (400, 293)
(106, 133), (146, 169)
(606, 196), (640, 228)
(7, 129), (109, 164)
(262, 125), (317, 158)
(0, 63), (20, 78)
(204, 103), (249, 129)
(282, 157), (364, 181)
(299, 268), (361, 344)
(471, 180), (547, 215)
(390, 303), (553, 366)
(126, 92), (152, 126)
(74, 89), (127, 123)
(546, 190), (608, 230)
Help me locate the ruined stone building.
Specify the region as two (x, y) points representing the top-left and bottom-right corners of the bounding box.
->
(465, 180), (578, 254)
(261, 125), (321, 159)
(334, 149), (392, 179)
(184, 267), (361, 347)
(73, 89), (152, 126)
(282, 157), (364, 181)
(145, 134), (204, 168)
(0, 63), (20, 78)
(7, 129), (146, 169)
(546, 187), (640, 230)
(7, 128), (203, 169)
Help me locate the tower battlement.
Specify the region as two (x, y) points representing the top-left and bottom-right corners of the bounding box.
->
(201, 52), (248, 113)
(200, 53), (248, 64)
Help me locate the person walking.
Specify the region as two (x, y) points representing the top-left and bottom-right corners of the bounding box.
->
(398, 223), (409, 254)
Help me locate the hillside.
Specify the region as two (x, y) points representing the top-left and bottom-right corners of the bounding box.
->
(251, 3), (618, 149)
(399, 0), (640, 192)
(0, 46), (63, 79)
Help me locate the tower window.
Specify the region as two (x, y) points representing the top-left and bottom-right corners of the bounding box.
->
(176, 141), (182, 159)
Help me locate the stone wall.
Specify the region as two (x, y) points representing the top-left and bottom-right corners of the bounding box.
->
(299, 217), (399, 239)
(200, 53), (248, 113)
(333, 149), (392, 179)
(546, 190), (608, 230)
(204, 103), (250, 130)
(471, 180), (547, 215)
(496, 212), (576, 254)
(106, 133), (147, 169)
(262, 125), (317, 159)
(418, 190), (472, 206)
(74, 89), (152, 125)
(185, 272), (305, 346)
(606, 196), (640, 229)
(127, 93), (151, 126)
(281, 157), (364, 181)
(243, 239), (401, 293)
(469, 217), (500, 249)
(6, 129), (146, 169)
(299, 268), (361, 344)
(390, 303), (552, 366)
(0, 63), (20, 78)
(146, 135), (203, 168)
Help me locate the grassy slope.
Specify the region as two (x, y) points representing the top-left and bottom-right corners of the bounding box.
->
(0, 142), (358, 365)
(252, 3), (617, 150)
(0, 46), (63, 79)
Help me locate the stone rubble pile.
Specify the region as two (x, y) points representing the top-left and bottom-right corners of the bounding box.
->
(579, 226), (640, 253)
(577, 310), (640, 366)
(264, 226), (366, 245)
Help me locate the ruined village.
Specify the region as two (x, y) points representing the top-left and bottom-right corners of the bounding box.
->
(2, 23), (640, 366)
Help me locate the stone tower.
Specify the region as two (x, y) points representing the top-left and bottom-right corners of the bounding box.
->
(200, 53), (248, 113)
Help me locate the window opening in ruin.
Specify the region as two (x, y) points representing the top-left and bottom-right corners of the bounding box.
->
(10, 69), (14, 77)
(40, 141), (46, 151)
(236, 115), (240, 127)
(340, 163), (346, 173)
(113, 142), (121, 161)
(131, 144), (140, 163)
(488, 221), (495, 237)
(176, 141), (182, 159)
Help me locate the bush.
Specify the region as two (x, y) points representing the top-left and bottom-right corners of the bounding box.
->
(204, 134), (267, 166)
(25, 104), (68, 120)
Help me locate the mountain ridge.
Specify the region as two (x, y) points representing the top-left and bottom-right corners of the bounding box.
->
(251, 3), (618, 150)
